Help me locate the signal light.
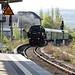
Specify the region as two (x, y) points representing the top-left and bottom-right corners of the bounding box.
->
(60, 21), (64, 30)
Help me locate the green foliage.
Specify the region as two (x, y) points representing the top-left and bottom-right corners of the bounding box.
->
(55, 8), (63, 29)
(13, 26), (20, 40)
(42, 14), (54, 28)
(70, 58), (75, 63)
(39, 8), (43, 19)
(51, 6), (54, 20)
(55, 8), (60, 20)
(2, 39), (29, 53)
(40, 7), (65, 29)
(70, 31), (75, 39)
(3, 36), (9, 44)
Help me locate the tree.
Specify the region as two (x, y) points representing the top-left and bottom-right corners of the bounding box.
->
(13, 26), (20, 40)
(55, 7), (63, 29)
(39, 8), (43, 19)
(51, 6), (55, 27)
(51, 6), (54, 21)
(47, 9), (50, 15)
(42, 14), (54, 28)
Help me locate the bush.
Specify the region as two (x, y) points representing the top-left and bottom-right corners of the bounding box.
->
(69, 31), (75, 40)
(3, 36), (9, 44)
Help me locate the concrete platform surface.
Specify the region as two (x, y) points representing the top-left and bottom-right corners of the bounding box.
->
(0, 53), (53, 75)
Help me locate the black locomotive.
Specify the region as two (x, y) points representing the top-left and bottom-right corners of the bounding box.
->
(27, 25), (46, 45)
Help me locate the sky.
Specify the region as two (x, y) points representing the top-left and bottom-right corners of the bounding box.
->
(1, 0), (75, 13)
(10, 0), (75, 13)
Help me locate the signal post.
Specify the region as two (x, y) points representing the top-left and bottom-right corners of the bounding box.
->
(60, 20), (65, 45)
(3, 3), (14, 41)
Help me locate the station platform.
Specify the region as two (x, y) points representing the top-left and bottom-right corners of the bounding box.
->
(0, 53), (53, 75)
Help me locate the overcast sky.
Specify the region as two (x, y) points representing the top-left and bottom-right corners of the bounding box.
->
(1, 0), (75, 13)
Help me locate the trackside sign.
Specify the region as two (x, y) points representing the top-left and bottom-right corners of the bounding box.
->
(3, 5), (14, 15)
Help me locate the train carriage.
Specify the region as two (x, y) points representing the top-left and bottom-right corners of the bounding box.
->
(45, 28), (69, 41)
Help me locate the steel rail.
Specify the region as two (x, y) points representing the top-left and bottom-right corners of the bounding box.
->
(23, 45), (31, 58)
(34, 47), (75, 75)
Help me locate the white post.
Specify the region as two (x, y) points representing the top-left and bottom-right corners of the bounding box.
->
(63, 40), (65, 45)
(54, 39), (56, 45)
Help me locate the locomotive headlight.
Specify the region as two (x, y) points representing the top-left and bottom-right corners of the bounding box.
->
(42, 33), (44, 35)
(38, 38), (40, 40)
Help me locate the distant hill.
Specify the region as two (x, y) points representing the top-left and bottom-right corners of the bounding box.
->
(60, 9), (75, 27)
(36, 8), (75, 27)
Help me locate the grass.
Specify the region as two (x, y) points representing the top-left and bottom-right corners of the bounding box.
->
(60, 41), (75, 55)
(43, 42), (75, 63)
(2, 38), (29, 53)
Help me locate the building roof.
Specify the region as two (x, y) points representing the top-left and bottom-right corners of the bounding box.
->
(18, 11), (43, 20)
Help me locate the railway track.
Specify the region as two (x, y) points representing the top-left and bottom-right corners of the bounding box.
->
(34, 47), (75, 75)
(17, 44), (75, 75)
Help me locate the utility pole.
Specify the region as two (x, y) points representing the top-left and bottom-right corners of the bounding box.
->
(1, 1), (9, 42)
(1, 2), (7, 42)
(7, 0), (13, 41)
(9, 15), (13, 41)
(2, 10), (3, 42)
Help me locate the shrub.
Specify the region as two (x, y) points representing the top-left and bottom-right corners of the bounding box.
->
(3, 36), (9, 44)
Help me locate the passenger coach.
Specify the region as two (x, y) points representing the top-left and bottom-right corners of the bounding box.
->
(45, 28), (69, 41)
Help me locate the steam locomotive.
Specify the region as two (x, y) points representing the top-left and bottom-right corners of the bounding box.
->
(27, 25), (69, 45)
(27, 25), (46, 45)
